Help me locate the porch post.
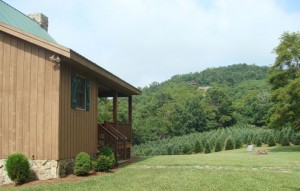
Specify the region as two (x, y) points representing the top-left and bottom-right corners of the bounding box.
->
(113, 91), (118, 123)
(128, 96), (132, 124)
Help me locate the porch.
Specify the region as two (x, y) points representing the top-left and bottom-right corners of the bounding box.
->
(97, 89), (134, 161)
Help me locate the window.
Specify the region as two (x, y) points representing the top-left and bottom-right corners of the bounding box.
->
(71, 74), (90, 111)
(76, 76), (86, 109)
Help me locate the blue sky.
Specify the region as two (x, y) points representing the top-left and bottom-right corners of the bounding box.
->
(4, 0), (300, 87)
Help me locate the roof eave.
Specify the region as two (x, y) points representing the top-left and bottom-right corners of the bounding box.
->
(69, 49), (141, 96)
(0, 22), (70, 57)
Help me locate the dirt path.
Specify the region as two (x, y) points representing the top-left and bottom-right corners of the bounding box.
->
(127, 164), (293, 173)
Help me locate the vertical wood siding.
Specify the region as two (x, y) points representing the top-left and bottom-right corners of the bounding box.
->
(59, 61), (98, 160)
(0, 31), (60, 160)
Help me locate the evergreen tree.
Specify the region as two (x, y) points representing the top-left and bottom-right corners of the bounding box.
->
(214, 140), (223, 152)
(281, 136), (290, 146)
(267, 135), (276, 147)
(194, 140), (203, 153)
(225, 138), (235, 150)
(204, 142), (211, 154)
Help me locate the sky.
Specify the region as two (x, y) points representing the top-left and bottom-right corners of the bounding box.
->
(4, 0), (300, 87)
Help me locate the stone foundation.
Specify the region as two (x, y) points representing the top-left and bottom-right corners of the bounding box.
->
(0, 158), (75, 185)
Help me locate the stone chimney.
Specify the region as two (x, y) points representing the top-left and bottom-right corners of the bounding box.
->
(28, 13), (48, 31)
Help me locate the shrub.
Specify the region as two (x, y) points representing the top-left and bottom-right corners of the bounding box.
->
(6, 152), (31, 184)
(293, 134), (300, 145)
(281, 136), (290, 146)
(73, 152), (92, 176)
(225, 138), (234, 150)
(94, 156), (111, 172)
(95, 146), (115, 172)
(235, 138), (243, 149)
(204, 142), (211, 154)
(98, 146), (114, 158)
(194, 140), (203, 153)
(267, 135), (276, 147)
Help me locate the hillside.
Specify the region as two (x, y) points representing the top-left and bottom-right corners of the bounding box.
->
(98, 64), (272, 145)
(131, 64), (271, 144)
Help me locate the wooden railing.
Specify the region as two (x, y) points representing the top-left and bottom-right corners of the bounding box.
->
(98, 123), (128, 161)
(105, 122), (132, 141)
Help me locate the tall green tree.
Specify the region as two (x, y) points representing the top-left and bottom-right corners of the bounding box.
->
(268, 32), (300, 131)
(203, 87), (235, 129)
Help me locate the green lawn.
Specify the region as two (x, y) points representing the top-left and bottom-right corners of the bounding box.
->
(2, 146), (300, 191)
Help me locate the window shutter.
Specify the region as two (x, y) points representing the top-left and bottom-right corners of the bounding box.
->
(86, 79), (90, 111)
(71, 74), (77, 109)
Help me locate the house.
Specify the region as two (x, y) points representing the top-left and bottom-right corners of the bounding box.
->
(0, 0), (140, 184)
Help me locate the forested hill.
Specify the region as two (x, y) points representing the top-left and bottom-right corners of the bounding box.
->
(161, 63), (268, 87)
(129, 64), (271, 145)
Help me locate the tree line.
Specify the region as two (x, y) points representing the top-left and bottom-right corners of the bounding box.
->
(98, 32), (300, 145)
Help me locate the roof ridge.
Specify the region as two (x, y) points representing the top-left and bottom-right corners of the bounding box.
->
(0, 0), (46, 31)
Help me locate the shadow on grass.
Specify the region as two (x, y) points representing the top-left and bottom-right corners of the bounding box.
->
(119, 156), (152, 168)
(268, 145), (300, 152)
(285, 187), (300, 191)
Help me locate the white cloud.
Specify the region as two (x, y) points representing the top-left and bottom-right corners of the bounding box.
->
(4, 0), (300, 87)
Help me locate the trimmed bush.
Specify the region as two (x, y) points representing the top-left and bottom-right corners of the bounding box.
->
(6, 152), (31, 184)
(293, 134), (300, 145)
(281, 136), (290, 146)
(225, 138), (234, 150)
(204, 142), (211, 154)
(74, 152), (92, 176)
(95, 146), (115, 172)
(94, 156), (111, 172)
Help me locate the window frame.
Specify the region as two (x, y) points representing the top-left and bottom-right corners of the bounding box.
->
(75, 75), (87, 110)
(71, 73), (90, 111)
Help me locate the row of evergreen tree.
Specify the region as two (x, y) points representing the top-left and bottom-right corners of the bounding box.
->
(132, 125), (300, 156)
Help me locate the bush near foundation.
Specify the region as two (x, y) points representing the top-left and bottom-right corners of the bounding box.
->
(74, 152), (92, 176)
(95, 155), (112, 172)
(6, 152), (31, 184)
(95, 146), (115, 172)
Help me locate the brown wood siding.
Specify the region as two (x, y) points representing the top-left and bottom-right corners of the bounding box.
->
(59, 61), (98, 160)
(0, 31), (60, 160)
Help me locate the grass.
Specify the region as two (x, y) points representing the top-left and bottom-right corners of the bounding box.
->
(1, 145), (300, 191)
